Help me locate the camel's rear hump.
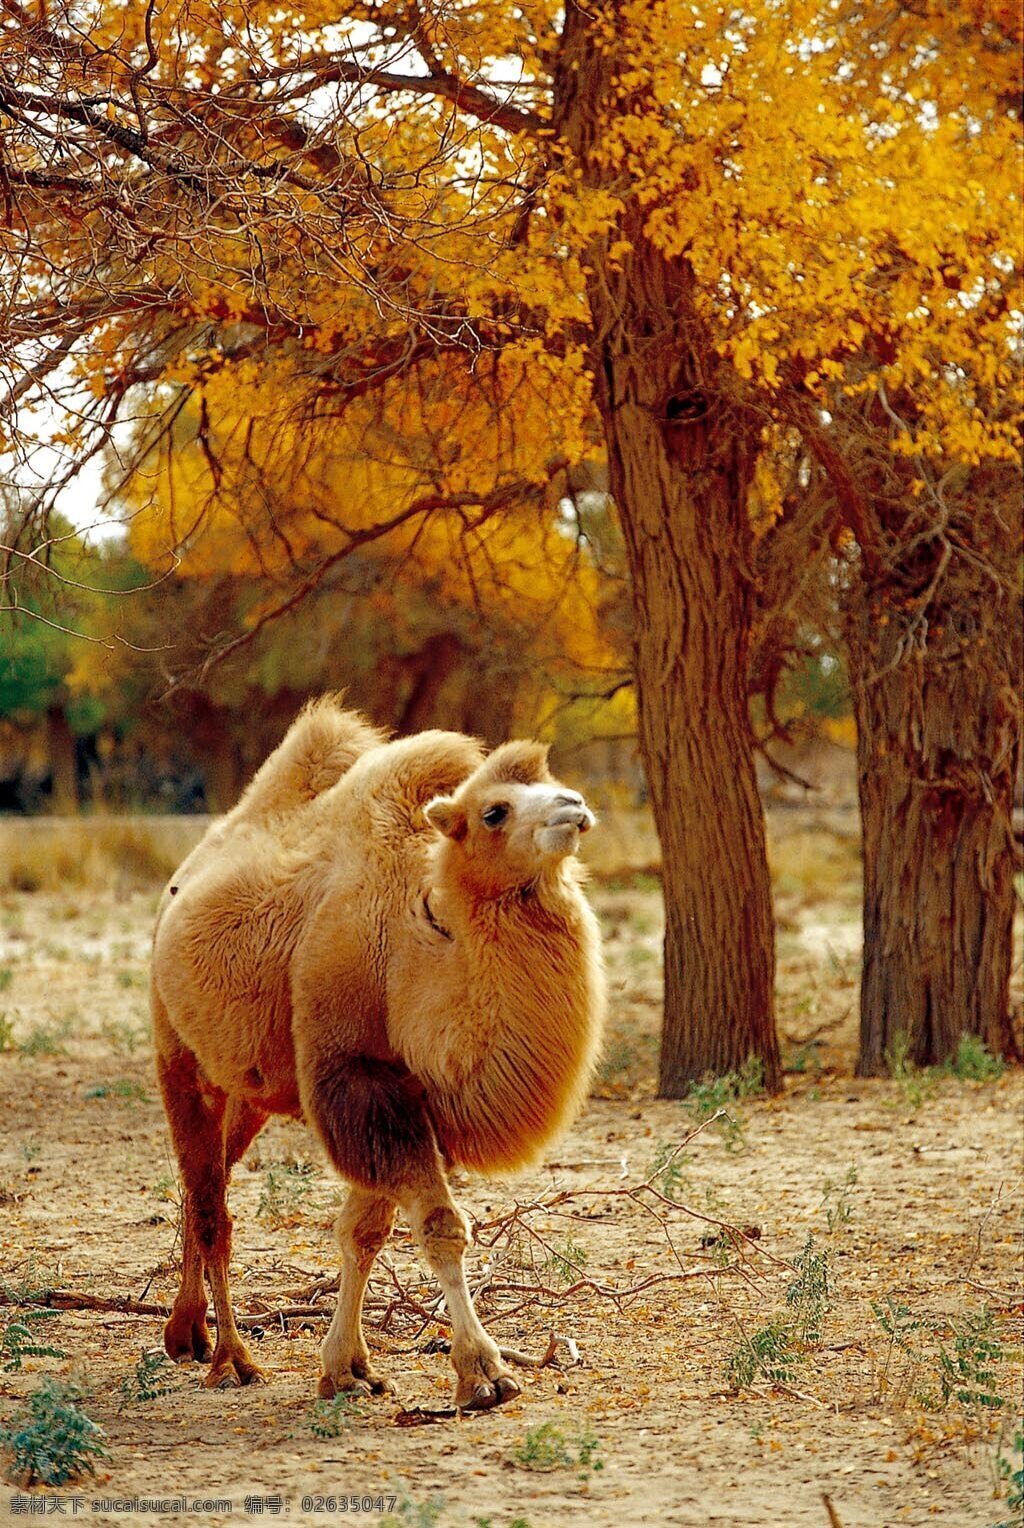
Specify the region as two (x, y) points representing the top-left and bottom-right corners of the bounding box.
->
(229, 698), (385, 827)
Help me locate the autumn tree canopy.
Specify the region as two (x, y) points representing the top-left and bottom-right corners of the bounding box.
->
(2, 0), (1019, 1085)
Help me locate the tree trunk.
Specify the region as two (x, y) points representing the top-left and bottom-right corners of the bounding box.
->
(845, 477), (1022, 1072)
(46, 705), (79, 814)
(397, 632), (465, 733)
(603, 367), (780, 1094)
(555, 3), (780, 1093)
(171, 691), (242, 813)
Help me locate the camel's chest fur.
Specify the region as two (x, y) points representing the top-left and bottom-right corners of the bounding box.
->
(389, 892), (604, 1173)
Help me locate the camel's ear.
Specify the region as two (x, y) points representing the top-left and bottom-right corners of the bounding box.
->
(485, 739), (551, 786)
(424, 795), (468, 841)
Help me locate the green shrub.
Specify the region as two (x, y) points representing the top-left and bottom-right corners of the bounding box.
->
(727, 1320), (802, 1390)
(0, 1379), (108, 1486)
(0, 1307), (66, 1373)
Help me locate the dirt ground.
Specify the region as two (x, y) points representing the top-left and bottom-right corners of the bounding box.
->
(0, 818), (1021, 1528)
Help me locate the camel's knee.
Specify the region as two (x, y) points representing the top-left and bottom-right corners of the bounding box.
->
(413, 1203), (471, 1265)
(188, 1190), (231, 1263)
(337, 1195), (395, 1273)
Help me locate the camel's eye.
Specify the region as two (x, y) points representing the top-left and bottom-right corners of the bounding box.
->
(482, 803), (509, 829)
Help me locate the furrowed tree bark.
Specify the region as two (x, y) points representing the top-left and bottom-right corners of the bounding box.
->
(555, 3), (781, 1094)
(844, 466), (1022, 1072)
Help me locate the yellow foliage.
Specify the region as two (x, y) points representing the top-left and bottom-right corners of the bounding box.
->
(6, 0), (1019, 590)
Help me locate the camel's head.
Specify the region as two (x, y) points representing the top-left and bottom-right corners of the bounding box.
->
(425, 740), (595, 894)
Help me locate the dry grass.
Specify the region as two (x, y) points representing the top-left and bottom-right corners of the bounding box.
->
(0, 818), (207, 896)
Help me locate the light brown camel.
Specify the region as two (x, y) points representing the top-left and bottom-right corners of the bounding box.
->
(151, 698), (605, 1408)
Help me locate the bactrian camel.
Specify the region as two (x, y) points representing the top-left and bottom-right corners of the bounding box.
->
(151, 698), (605, 1409)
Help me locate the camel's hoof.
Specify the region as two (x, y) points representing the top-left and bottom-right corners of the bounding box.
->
(357, 1365), (394, 1396)
(318, 1369), (391, 1400)
(457, 1373), (521, 1411)
(164, 1315), (214, 1365)
(204, 1352), (266, 1389)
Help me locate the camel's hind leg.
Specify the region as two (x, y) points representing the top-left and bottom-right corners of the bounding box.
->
(318, 1188), (396, 1400)
(224, 1097), (268, 1173)
(160, 1094), (265, 1364)
(155, 1015), (265, 1388)
(307, 1054), (519, 1411)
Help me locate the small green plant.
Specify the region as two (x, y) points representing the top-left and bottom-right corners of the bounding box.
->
(0, 968), (13, 992)
(648, 1140), (692, 1201)
(257, 1160), (315, 1227)
(100, 1019), (146, 1055)
(513, 1422), (603, 1481)
(943, 1033), (1004, 1082)
(545, 1237), (588, 1286)
(869, 1294), (1007, 1413)
(994, 1427), (1024, 1524)
(871, 1293), (933, 1399)
(885, 1032), (1003, 1111)
(727, 1320), (802, 1389)
(785, 1236), (832, 1344)
(309, 1393), (367, 1438)
(116, 969), (146, 990)
(19, 1020), (72, 1058)
(597, 1037), (641, 1086)
(820, 1166), (858, 1232)
(84, 1078), (149, 1104)
(0, 1014), (14, 1051)
(784, 1042), (821, 1076)
(117, 1349), (182, 1410)
(515, 1422), (571, 1470)
(685, 1056), (763, 1149)
(150, 1172), (178, 1204)
(0, 1378), (109, 1486)
(380, 1488), (445, 1528)
(1, 1307), (67, 1372)
(700, 1229), (736, 1269)
(884, 1031), (931, 1109)
(575, 1426), (603, 1480)
(927, 1309), (1005, 1415)
(1, 1260), (52, 1307)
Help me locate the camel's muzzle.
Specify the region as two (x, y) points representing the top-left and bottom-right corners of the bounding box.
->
(545, 803), (595, 834)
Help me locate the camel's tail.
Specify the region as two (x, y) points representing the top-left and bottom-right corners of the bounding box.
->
(229, 696), (386, 826)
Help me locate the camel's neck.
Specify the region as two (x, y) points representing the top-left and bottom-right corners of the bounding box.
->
(394, 865), (605, 1173)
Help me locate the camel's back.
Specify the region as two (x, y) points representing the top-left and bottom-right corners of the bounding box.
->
(151, 701), (383, 1108)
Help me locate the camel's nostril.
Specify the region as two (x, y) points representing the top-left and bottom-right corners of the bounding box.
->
(546, 804), (594, 833)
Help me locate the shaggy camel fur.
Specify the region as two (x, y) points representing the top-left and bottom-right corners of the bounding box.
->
(151, 698), (605, 1408)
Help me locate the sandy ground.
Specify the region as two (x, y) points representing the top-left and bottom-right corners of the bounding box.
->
(0, 828), (1021, 1528)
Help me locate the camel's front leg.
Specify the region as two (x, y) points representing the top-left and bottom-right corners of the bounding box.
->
(305, 1052), (519, 1411)
(319, 1188), (396, 1399)
(401, 1184), (520, 1411)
